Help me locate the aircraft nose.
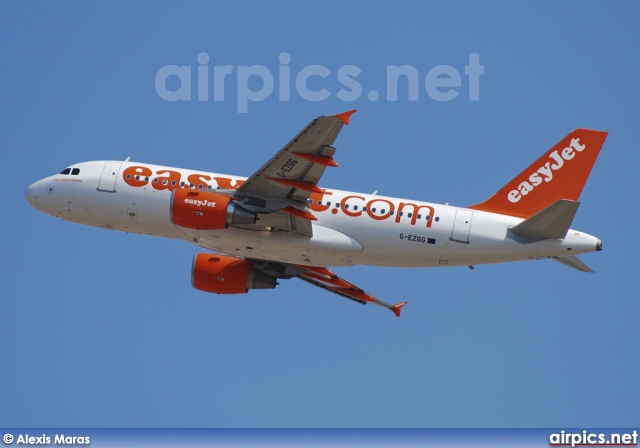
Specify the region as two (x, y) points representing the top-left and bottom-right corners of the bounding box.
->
(25, 181), (41, 209)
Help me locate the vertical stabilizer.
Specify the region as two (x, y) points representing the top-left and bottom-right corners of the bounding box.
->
(469, 129), (607, 218)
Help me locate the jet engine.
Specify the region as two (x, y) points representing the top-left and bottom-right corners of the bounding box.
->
(191, 253), (277, 294)
(171, 189), (256, 230)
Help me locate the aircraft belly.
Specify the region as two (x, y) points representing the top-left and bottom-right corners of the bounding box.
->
(302, 225), (363, 265)
(198, 225), (362, 267)
(340, 218), (448, 267)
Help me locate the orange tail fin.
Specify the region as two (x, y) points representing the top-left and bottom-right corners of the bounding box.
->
(469, 129), (608, 219)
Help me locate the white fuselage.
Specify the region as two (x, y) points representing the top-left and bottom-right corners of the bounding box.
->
(25, 160), (600, 269)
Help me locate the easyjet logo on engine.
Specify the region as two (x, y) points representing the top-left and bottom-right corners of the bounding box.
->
(508, 137), (586, 203)
(184, 198), (217, 207)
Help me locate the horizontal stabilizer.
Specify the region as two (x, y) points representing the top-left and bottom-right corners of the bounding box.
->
(510, 199), (579, 239)
(552, 255), (594, 273)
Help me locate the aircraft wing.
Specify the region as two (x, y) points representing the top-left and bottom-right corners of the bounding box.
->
(233, 111), (356, 236)
(250, 260), (407, 317)
(297, 265), (407, 317)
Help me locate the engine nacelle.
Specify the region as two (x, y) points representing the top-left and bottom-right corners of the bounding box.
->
(171, 189), (256, 230)
(191, 253), (277, 294)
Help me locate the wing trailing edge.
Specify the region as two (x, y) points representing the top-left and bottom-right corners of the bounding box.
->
(297, 265), (407, 317)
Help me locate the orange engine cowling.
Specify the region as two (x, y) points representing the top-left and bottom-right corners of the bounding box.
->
(171, 189), (256, 230)
(191, 253), (277, 294)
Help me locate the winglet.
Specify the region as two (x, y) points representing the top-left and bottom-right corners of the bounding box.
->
(335, 110), (357, 125)
(390, 302), (408, 317)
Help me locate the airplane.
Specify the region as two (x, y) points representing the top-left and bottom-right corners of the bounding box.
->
(24, 111), (607, 317)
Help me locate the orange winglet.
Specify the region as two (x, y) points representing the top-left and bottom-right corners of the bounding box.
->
(292, 152), (339, 167)
(281, 206), (317, 221)
(268, 177), (324, 194)
(335, 110), (357, 125)
(390, 302), (408, 317)
(301, 272), (351, 289)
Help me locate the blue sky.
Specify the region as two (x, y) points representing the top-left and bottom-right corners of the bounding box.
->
(1, 1), (639, 428)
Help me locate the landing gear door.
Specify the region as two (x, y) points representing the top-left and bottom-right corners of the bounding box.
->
(450, 209), (473, 244)
(97, 162), (122, 193)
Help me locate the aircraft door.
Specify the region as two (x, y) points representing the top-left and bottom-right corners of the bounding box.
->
(450, 209), (473, 244)
(97, 162), (122, 193)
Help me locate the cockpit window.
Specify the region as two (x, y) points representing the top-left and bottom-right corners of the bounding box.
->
(60, 168), (71, 175)
(71, 168), (80, 175)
